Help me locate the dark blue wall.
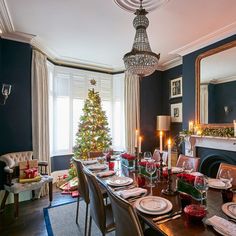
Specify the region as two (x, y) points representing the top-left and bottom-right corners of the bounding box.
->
(182, 34), (236, 129)
(0, 39), (32, 155)
(140, 71), (163, 152)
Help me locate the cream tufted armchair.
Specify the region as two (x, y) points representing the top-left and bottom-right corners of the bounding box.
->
(0, 151), (53, 217)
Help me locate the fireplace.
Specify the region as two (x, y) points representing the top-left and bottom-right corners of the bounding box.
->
(196, 147), (236, 177)
(184, 135), (236, 177)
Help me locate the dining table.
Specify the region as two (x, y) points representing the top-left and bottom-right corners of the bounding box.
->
(83, 158), (236, 236)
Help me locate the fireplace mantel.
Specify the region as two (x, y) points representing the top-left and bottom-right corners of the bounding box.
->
(184, 135), (236, 157)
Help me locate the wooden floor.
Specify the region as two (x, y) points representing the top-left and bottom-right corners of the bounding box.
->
(0, 186), (74, 236)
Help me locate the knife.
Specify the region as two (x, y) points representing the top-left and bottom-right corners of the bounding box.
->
(153, 210), (182, 222)
(156, 214), (181, 224)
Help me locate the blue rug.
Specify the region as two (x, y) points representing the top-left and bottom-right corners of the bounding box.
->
(44, 201), (115, 236)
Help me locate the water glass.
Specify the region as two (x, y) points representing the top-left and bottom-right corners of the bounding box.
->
(221, 189), (233, 203)
(219, 169), (233, 187)
(194, 175), (208, 209)
(145, 160), (156, 188)
(144, 151), (152, 160)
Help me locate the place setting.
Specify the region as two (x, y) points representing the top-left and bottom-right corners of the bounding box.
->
(86, 163), (108, 171)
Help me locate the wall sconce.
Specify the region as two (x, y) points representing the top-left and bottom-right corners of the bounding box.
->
(224, 105), (232, 115)
(1, 84), (11, 105)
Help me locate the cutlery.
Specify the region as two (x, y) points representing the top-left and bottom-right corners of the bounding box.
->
(228, 218), (236, 224)
(153, 210), (182, 222)
(112, 185), (136, 191)
(156, 214), (181, 224)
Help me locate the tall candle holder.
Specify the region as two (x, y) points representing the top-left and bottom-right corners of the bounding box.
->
(159, 152), (163, 180)
(162, 169), (177, 196)
(134, 147), (138, 170)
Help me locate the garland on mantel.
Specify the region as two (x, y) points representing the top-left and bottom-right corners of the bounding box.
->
(180, 127), (234, 138)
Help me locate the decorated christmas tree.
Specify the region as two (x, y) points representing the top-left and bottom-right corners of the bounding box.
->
(73, 79), (112, 160)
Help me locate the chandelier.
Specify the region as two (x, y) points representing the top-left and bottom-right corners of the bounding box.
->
(123, 0), (160, 77)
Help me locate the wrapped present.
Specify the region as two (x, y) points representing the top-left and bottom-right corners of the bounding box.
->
(19, 160), (38, 179)
(56, 174), (68, 188)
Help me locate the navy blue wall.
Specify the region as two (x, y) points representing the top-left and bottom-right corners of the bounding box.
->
(140, 71), (162, 152)
(0, 39), (32, 155)
(182, 34), (236, 129)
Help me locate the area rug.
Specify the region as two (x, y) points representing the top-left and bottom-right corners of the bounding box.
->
(44, 201), (115, 236)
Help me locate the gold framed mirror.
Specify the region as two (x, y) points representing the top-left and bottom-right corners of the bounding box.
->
(195, 40), (236, 127)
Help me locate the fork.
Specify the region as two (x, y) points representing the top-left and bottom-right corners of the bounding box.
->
(153, 210), (182, 222)
(156, 214), (181, 224)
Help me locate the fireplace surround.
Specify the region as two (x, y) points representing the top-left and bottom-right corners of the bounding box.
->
(184, 135), (236, 177)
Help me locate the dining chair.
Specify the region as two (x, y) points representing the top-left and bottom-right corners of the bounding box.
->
(88, 151), (104, 160)
(153, 149), (168, 164)
(216, 162), (236, 186)
(176, 154), (200, 172)
(83, 168), (115, 236)
(106, 186), (159, 236)
(73, 158), (90, 236)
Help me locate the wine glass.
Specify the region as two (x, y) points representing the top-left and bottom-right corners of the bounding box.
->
(144, 151), (152, 161)
(145, 160), (156, 191)
(219, 169), (233, 187)
(194, 175), (208, 208)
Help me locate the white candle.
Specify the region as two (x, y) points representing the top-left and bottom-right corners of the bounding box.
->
(234, 120), (236, 137)
(167, 139), (171, 170)
(135, 129), (138, 147)
(138, 136), (142, 153)
(160, 131), (163, 153)
(189, 121), (194, 132)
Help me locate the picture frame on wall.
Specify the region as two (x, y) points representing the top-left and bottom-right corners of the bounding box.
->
(171, 103), (182, 123)
(170, 77), (182, 98)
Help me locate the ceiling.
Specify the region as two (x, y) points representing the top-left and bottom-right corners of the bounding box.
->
(1, 0), (236, 71)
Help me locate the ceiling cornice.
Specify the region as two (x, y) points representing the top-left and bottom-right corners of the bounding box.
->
(170, 21), (236, 56)
(158, 56), (182, 71)
(0, 0), (13, 32)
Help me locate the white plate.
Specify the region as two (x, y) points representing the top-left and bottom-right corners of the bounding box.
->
(208, 178), (232, 189)
(222, 202), (236, 220)
(87, 164), (107, 170)
(107, 176), (133, 186)
(135, 196), (172, 215)
(213, 226), (229, 236)
(139, 197), (167, 212)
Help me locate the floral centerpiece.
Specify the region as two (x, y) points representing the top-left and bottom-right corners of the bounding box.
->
(177, 173), (201, 200)
(121, 153), (136, 169)
(138, 161), (158, 178)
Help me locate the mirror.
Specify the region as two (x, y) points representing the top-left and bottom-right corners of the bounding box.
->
(196, 40), (236, 126)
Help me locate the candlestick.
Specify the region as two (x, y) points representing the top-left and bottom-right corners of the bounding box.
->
(189, 121), (194, 133)
(167, 139), (171, 170)
(161, 169), (177, 196)
(138, 136), (142, 154)
(135, 129), (138, 147)
(160, 131), (163, 153)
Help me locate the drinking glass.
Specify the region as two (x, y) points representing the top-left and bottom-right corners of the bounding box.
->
(194, 175), (208, 208)
(144, 152), (152, 160)
(145, 160), (156, 189)
(219, 169), (233, 187)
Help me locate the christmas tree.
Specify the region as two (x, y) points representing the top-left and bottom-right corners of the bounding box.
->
(73, 79), (112, 160)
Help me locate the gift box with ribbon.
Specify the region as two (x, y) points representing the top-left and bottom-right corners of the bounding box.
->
(18, 160), (40, 183)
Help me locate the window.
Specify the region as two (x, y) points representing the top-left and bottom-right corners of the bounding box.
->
(48, 64), (125, 156)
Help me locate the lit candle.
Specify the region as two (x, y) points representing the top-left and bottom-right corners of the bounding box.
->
(167, 139), (171, 170)
(234, 120), (236, 137)
(135, 129), (138, 147)
(189, 121), (194, 132)
(160, 131), (163, 153)
(138, 136), (142, 153)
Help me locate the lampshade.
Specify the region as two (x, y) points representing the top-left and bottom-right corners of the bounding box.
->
(156, 115), (171, 131)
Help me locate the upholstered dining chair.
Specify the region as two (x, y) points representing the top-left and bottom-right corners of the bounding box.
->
(83, 168), (115, 236)
(153, 149), (168, 164)
(216, 162), (236, 186)
(72, 157), (108, 236)
(0, 151), (53, 217)
(106, 186), (159, 236)
(176, 154), (200, 172)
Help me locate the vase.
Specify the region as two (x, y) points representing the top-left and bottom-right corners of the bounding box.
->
(121, 158), (135, 170)
(177, 178), (201, 200)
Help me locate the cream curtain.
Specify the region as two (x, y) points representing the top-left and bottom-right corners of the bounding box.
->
(124, 73), (140, 154)
(31, 50), (50, 196)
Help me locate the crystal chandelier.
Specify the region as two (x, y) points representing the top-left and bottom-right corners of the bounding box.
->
(123, 0), (160, 77)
